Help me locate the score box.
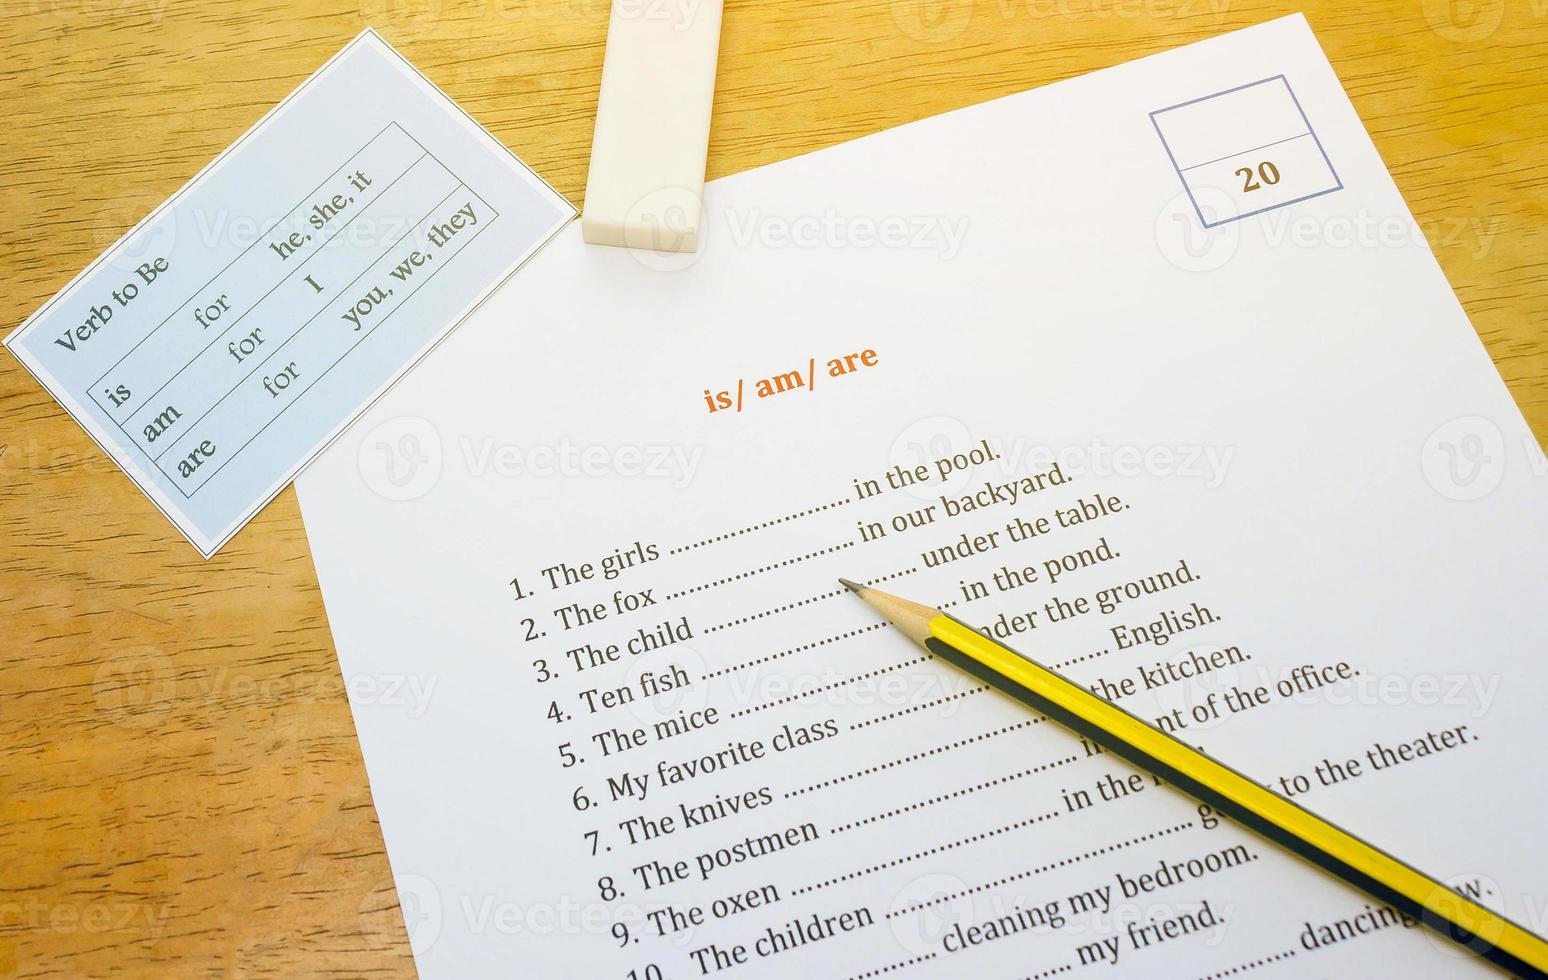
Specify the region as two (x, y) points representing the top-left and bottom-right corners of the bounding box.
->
(5, 30), (575, 557)
(1151, 75), (1342, 228)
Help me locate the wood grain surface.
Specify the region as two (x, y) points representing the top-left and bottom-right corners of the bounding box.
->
(1, 0), (1544, 975)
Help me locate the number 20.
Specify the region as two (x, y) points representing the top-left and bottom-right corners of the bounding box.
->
(1236, 160), (1280, 192)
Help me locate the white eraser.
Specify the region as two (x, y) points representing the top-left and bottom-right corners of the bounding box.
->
(581, 0), (723, 253)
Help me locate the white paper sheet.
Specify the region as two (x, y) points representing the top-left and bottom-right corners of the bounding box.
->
(296, 15), (1548, 978)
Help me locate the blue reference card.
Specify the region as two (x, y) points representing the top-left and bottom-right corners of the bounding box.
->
(5, 30), (575, 557)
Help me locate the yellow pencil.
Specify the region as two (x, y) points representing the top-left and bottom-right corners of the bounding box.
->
(838, 578), (1548, 978)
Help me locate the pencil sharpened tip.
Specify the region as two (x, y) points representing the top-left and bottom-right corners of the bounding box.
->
(838, 577), (865, 594)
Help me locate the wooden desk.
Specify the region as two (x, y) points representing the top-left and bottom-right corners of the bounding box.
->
(1, 1), (1543, 974)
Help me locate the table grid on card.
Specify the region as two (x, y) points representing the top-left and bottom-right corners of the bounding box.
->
(85, 120), (498, 500)
(1151, 75), (1342, 228)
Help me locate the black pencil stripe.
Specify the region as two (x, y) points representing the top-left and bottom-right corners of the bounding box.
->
(922, 633), (1547, 980)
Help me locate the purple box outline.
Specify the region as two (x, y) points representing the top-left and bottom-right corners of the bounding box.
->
(1150, 75), (1343, 229)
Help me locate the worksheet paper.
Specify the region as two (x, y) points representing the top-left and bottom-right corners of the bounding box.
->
(5, 30), (573, 556)
(297, 16), (1548, 979)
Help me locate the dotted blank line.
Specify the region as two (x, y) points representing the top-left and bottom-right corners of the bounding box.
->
(703, 567), (917, 634)
(831, 755), (1081, 833)
(704, 622), (888, 680)
(887, 820), (1196, 919)
(730, 656), (929, 718)
(791, 809), (1062, 896)
(668, 498), (851, 555)
(1052, 648), (1110, 669)
(785, 718), (1044, 798)
(1195, 949), (1297, 980)
(702, 590), (967, 679)
(664, 541), (854, 601)
(850, 684), (989, 730)
(847, 952), (938, 979)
